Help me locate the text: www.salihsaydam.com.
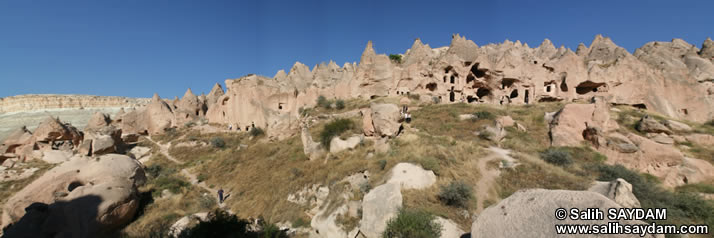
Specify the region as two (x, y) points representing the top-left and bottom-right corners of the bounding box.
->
(555, 222), (709, 236)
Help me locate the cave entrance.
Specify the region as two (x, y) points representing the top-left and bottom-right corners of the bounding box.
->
(449, 91), (455, 102)
(466, 96), (477, 103)
(466, 75), (475, 84)
(450, 75), (455, 84)
(476, 88), (491, 98)
(560, 73), (568, 92)
(510, 89), (519, 99)
(470, 63), (486, 78)
(501, 78), (518, 89)
(524, 89), (530, 104)
(426, 83), (437, 91)
(443, 76), (447, 83)
(575, 81), (606, 95)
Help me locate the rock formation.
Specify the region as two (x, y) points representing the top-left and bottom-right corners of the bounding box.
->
(1, 154), (146, 237)
(0, 94), (149, 113)
(471, 189), (661, 238)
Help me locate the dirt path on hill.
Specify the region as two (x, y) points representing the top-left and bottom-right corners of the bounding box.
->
(145, 136), (230, 210)
(475, 146), (517, 213)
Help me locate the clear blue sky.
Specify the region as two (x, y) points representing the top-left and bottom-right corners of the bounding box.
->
(1, 0), (712, 98)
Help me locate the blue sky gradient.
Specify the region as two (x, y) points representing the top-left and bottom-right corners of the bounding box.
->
(1, 0), (712, 98)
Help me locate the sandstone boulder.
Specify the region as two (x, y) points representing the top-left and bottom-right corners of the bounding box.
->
(386, 163), (436, 190)
(360, 183), (402, 238)
(41, 150), (73, 164)
(479, 122), (506, 142)
(361, 108), (375, 136)
(496, 116), (515, 127)
(435, 217), (465, 238)
(471, 189), (661, 238)
(32, 117), (83, 146)
(329, 135), (362, 154)
(86, 112), (111, 131)
(685, 133), (714, 147)
(1, 126), (34, 154)
(664, 120), (692, 132)
(549, 104), (595, 147)
(588, 178), (641, 208)
(2, 154), (146, 237)
(635, 115), (672, 134)
(370, 104), (401, 138)
(649, 133), (674, 145)
(605, 133), (638, 153)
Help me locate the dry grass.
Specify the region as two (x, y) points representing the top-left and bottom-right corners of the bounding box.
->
(496, 152), (592, 198)
(411, 103), (500, 142)
(0, 160), (54, 212)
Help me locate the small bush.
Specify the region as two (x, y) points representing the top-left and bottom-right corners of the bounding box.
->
(408, 93), (420, 101)
(706, 119), (714, 127)
(540, 147), (573, 166)
(414, 157), (440, 175)
(154, 177), (190, 195)
(389, 54), (402, 64)
(437, 180), (473, 208)
(472, 111), (494, 121)
(360, 182), (372, 193)
(145, 164), (163, 178)
(197, 174), (207, 183)
(210, 137), (226, 149)
(382, 208), (441, 238)
(292, 217), (310, 228)
(250, 127), (265, 137)
(335, 99), (346, 110)
(378, 159), (388, 170)
(317, 95), (332, 109)
(431, 96), (441, 104)
(319, 119), (354, 149)
(179, 209), (288, 238)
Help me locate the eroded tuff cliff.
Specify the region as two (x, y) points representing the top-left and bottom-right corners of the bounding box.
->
(0, 94), (150, 113)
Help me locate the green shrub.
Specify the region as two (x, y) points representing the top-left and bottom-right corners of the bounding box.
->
(378, 159), (388, 170)
(437, 180), (473, 208)
(210, 137), (226, 149)
(382, 208), (441, 238)
(408, 93), (420, 101)
(292, 217), (310, 228)
(154, 177), (189, 195)
(471, 111), (494, 121)
(389, 54), (402, 64)
(431, 96), (441, 104)
(676, 183), (714, 194)
(360, 182), (372, 193)
(250, 127), (265, 137)
(704, 119), (714, 127)
(335, 99), (346, 110)
(319, 119), (354, 149)
(317, 95), (332, 109)
(540, 147), (573, 166)
(145, 164), (163, 178)
(197, 174), (207, 183)
(179, 209), (288, 238)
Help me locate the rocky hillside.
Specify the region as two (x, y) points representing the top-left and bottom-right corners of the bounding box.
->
(0, 35), (713, 238)
(0, 94), (149, 141)
(0, 94), (149, 113)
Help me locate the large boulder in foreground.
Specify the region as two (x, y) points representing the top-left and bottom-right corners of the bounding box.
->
(1, 154), (146, 237)
(370, 103), (402, 138)
(360, 182), (402, 238)
(386, 162), (436, 190)
(471, 189), (661, 238)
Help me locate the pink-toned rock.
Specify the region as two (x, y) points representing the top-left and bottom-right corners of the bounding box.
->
(31, 117), (83, 146)
(361, 108), (375, 136)
(685, 133), (714, 147)
(1, 154), (146, 236)
(496, 116), (515, 127)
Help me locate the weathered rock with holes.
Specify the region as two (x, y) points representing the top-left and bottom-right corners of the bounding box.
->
(360, 183), (402, 238)
(1, 154), (146, 237)
(588, 178), (641, 208)
(471, 189), (661, 238)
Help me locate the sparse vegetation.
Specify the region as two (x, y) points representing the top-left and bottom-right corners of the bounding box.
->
(335, 99), (345, 110)
(437, 180), (473, 208)
(210, 137), (226, 149)
(389, 54), (402, 64)
(540, 147), (573, 166)
(382, 208), (441, 238)
(319, 118), (354, 149)
(472, 111), (494, 121)
(178, 209), (288, 238)
(317, 95), (331, 109)
(676, 183), (714, 194)
(408, 93), (420, 101)
(378, 159), (388, 170)
(250, 127), (265, 137)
